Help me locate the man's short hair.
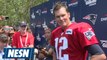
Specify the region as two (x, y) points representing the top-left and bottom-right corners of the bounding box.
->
(0, 34), (8, 43)
(53, 1), (69, 15)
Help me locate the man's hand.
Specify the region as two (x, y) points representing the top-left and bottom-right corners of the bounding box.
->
(38, 52), (46, 59)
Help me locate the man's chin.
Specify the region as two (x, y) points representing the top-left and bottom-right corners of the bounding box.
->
(61, 24), (67, 28)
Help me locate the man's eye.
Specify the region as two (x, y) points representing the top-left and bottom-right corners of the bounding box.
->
(61, 15), (65, 17)
(55, 16), (60, 18)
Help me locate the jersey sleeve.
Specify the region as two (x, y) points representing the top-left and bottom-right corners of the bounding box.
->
(77, 22), (99, 48)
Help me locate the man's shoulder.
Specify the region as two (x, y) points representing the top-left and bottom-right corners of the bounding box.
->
(73, 22), (91, 28)
(67, 22), (92, 33)
(52, 26), (61, 33)
(78, 22), (90, 25)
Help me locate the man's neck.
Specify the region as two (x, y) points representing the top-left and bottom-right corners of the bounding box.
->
(20, 32), (27, 36)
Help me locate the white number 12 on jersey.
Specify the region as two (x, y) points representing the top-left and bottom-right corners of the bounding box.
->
(55, 37), (69, 60)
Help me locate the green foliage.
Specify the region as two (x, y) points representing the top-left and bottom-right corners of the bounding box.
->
(0, 0), (48, 26)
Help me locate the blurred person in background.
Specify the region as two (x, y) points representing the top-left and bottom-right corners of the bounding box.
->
(12, 21), (34, 48)
(12, 21), (34, 60)
(2, 25), (11, 36)
(2, 25), (12, 47)
(0, 33), (14, 60)
(38, 27), (56, 60)
(9, 26), (15, 46)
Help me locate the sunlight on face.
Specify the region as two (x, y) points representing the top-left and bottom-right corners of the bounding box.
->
(54, 7), (70, 28)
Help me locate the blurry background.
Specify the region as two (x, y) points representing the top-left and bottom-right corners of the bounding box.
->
(0, 0), (48, 26)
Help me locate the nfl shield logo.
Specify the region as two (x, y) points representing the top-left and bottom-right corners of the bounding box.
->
(65, 29), (73, 35)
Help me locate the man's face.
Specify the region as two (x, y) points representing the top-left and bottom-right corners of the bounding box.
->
(44, 29), (51, 40)
(20, 26), (27, 33)
(54, 7), (70, 28)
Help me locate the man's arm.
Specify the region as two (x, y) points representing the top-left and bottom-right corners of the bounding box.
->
(91, 54), (106, 60)
(52, 50), (57, 60)
(86, 44), (106, 60)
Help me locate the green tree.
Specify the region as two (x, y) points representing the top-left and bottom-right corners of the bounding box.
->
(0, 0), (48, 26)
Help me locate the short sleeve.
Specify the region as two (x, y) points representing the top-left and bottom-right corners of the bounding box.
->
(77, 22), (98, 48)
